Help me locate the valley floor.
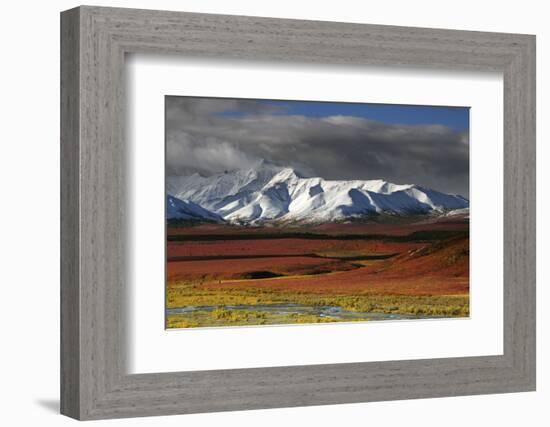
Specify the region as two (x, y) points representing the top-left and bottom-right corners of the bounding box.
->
(166, 218), (470, 328)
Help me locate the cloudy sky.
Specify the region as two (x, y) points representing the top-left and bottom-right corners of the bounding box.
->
(166, 96), (470, 198)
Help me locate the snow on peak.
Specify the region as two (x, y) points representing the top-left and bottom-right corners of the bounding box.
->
(166, 162), (469, 224)
(268, 167), (299, 183)
(166, 195), (223, 222)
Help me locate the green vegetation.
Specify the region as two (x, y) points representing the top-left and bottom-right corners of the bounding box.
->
(166, 282), (469, 328)
(167, 308), (337, 328)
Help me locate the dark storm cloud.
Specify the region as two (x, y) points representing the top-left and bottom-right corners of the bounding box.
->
(166, 97), (470, 198)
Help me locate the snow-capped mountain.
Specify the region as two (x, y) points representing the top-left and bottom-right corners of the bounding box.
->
(166, 195), (223, 222)
(167, 160), (469, 224)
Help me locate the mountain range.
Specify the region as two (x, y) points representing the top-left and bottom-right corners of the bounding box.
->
(166, 160), (469, 225)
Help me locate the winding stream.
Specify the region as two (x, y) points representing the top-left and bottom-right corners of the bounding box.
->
(167, 303), (436, 321)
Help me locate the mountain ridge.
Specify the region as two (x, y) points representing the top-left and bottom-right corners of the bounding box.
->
(166, 195), (223, 223)
(166, 161), (469, 225)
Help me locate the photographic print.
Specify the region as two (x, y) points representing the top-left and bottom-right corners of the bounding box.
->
(165, 97), (470, 329)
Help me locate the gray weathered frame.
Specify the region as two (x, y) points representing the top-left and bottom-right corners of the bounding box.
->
(60, 5), (536, 420)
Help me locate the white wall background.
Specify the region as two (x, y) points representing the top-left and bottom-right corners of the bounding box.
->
(0, 0), (546, 425)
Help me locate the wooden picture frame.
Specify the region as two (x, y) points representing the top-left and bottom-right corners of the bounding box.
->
(60, 5), (536, 420)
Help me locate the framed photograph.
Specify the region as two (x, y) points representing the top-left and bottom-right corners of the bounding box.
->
(164, 96), (471, 330)
(61, 6), (536, 420)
